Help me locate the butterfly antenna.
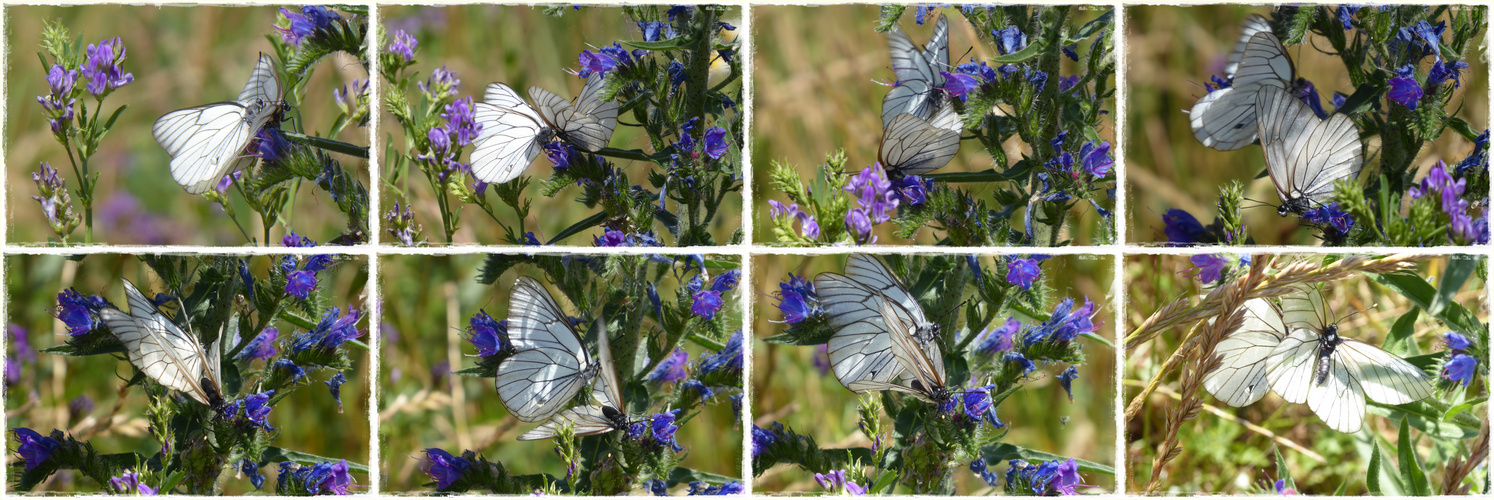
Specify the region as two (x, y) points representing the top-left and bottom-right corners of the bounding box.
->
(1336, 304), (1376, 325)
(935, 298), (973, 323)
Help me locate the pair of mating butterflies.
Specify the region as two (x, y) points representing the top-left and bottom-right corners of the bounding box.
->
(154, 54), (619, 193)
(878, 13), (964, 179)
(1189, 15), (1364, 217)
(1202, 287), (1434, 433)
(816, 255), (956, 404)
(494, 277), (633, 440)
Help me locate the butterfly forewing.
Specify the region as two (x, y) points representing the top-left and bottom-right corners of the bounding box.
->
(102, 279), (221, 407)
(819, 273), (906, 387)
(1223, 14), (1274, 78)
(1337, 339), (1434, 405)
(236, 54), (283, 108)
(881, 14), (949, 128)
(470, 102), (546, 184)
(1190, 31), (1293, 151)
(154, 54), (282, 195)
(1202, 298), (1289, 407)
(878, 293), (944, 388)
(496, 277), (597, 422)
(880, 113), (961, 176)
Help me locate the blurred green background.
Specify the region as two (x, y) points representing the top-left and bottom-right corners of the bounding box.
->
(378, 6), (742, 245)
(751, 254), (1116, 494)
(5, 254), (371, 494)
(751, 6), (1115, 245)
(1125, 5), (1489, 245)
(378, 255), (742, 493)
(6, 6), (370, 246)
(1124, 255), (1488, 494)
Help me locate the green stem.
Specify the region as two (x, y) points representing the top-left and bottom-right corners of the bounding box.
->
(284, 131), (370, 159)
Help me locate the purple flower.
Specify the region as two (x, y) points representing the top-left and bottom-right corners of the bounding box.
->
(544, 142), (577, 170)
(326, 371), (347, 411)
(668, 60), (687, 87)
(1387, 67), (1423, 110)
(700, 331), (743, 374)
(595, 230), (629, 247)
(1427, 59), (1469, 89)
(844, 163), (899, 241)
(688, 481), (743, 495)
(55, 288), (110, 336)
(682, 380), (714, 400)
(957, 58), (998, 82)
(752, 425), (776, 457)
(776, 274), (820, 323)
(282, 230), (317, 247)
(442, 97), (482, 147)
(292, 307), (363, 352)
(691, 290), (724, 319)
(650, 409), (684, 451)
(1275, 479), (1298, 495)
(1024, 297), (1097, 345)
(387, 29), (418, 62)
(1005, 352), (1036, 375)
(1058, 75), (1080, 93)
(893, 176), (933, 206)
(424, 449), (470, 490)
(385, 201), (421, 247)
(646, 348), (690, 383)
(1162, 209), (1208, 245)
(976, 318), (1022, 354)
(468, 310), (508, 356)
(418, 65), (460, 101)
(276, 7), (339, 47)
(1443, 353), (1477, 387)
(285, 270), (318, 299)
(813, 469), (866, 496)
(275, 359), (307, 382)
(703, 127), (729, 159)
(32, 162), (79, 236)
(253, 127), (293, 163)
(1006, 258), (1041, 290)
(244, 390), (276, 430)
(1444, 332), (1471, 351)
(1302, 202), (1355, 235)
(1337, 6), (1358, 30)
(578, 49), (618, 78)
(940, 71), (979, 103)
(1050, 459), (1085, 495)
(302, 460), (355, 495)
(239, 327), (279, 360)
(994, 26), (1027, 55)
(11, 324), (34, 363)
(1080, 141), (1113, 177)
(37, 64), (78, 134)
(638, 21), (677, 42)
(711, 270), (741, 294)
(109, 470), (157, 495)
(1058, 366), (1080, 401)
(1027, 68), (1048, 93)
(1182, 254), (1230, 285)
(12, 428), (59, 470)
(240, 459), (266, 490)
(81, 37), (134, 96)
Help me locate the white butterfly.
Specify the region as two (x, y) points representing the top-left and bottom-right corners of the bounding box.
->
(845, 292), (953, 405)
(496, 276), (602, 423)
(1255, 85), (1363, 216)
(882, 13), (951, 129)
(517, 315), (632, 441)
(99, 279), (226, 408)
(880, 106), (962, 178)
(1203, 298), (1290, 407)
(1264, 287), (1435, 433)
(1222, 14), (1274, 79)
(1189, 30), (1294, 151)
(470, 74), (620, 184)
(817, 255), (943, 391)
(153, 53), (285, 194)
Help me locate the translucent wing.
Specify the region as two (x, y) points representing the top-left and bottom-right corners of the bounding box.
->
(922, 14), (950, 74)
(1278, 287), (1330, 332)
(236, 53), (282, 106)
(926, 97), (963, 133)
(152, 103), (256, 194)
(842, 255), (936, 340)
(878, 293), (945, 388)
(881, 14), (948, 128)
(880, 113), (961, 176)
(516, 405), (621, 441)
(1306, 352), (1366, 433)
(845, 380), (939, 404)
(1223, 14), (1274, 78)
(592, 321), (623, 411)
(100, 279), (221, 407)
(1232, 32), (1294, 89)
(1190, 32), (1293, 151)
(1256, 85), (1363, 210)
(531, 75), (617, 152)
(484, 82), (544, 123)
(1202, 298), (1289, 407)
(496, 277), (596, 422)
(1337, 339), (1434, 405)
(470, 101), (545, 184)
(881, 83), (938, 129)
(1265, 327), (1320, 405)
(818, 273), (905, 387)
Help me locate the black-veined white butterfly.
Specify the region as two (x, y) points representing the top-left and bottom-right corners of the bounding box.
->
(497, 276), (604, 423)
(99, 279), (226, 408)
(1189, 30), (1293, 151)
(517, 315), (633, 441)
(153, 53), (286, 194)
(882, 13), (950, 129)
(817, 255), (943, 391)
(845, 292), (954, 405)
(1222, 14), (1273, 79)
(880, 106), (962, 178)
(470, 74), (620, 184)
(1255, 85), (1363, 216)
(1203, 298), (1289, 407)
(1265, 287), (1434, 433)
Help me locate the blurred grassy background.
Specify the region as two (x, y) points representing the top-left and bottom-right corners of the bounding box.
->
(751, 254), (1116, 494)
(6, 6), (370, 246)
(378, 255), (741, 493)
(5, 254), (370, 494)
(751, 6), (1115, 245)
(1124, 255), (1487, 494)
(1125, 5), (1488, 245)
(378, 6), (742, 245)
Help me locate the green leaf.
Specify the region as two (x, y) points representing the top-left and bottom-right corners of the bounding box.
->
(1367, 439), (1383, 495)
(871, 469), (900, 494)
(981, 443), (1114, 476)
(1336, 79), (1388, 115)
(1443, 397), (1486, 420)
(596, 147), (672, 163)
(989, 37), (1050, 64)
(1373, 272), (1482, 337)
(1430, 257), (1476, 317)
(1071, 9), (1113, 40)
(1274, 447), (1293, 489)
(666, 467), (739, 486)
(548, 211), (608, 244)
(1386, 309), (1420, 350)
(103, 104), (129, 130)
(259, 447), (371, 473)
(1446, 116), (1479, 142)
(1396, 419), (1430, 496)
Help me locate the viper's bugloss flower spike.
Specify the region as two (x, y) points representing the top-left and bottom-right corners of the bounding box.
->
(1444, 332), (1471, 351)
(700, 330), (743, 374)
(240, 327), (280, 360)
(285, 270), (318, 299)
(1443, 353), (1477, 386)
(647, 348), (690, 383)
(650, 409), (684, 452)
(776, 274), (820, 323)
(975, 317), (1021, 354)
(423, 448), (470, 490)
(11, 428), (59, 470)
(244, 390), (276, 430)
(1161, 208), (1208, 245)
(1005, 258), (1041, 290)
(240, 459), (266, 490)
(54, 287), (110, 336)
(275, 359), (307, 382)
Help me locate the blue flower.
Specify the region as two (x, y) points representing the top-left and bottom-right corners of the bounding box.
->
(578, 49), (618, 78)
(940, 71), (979, 103)
(1042, 297), (1097, 343)
(1162, 209), (1208, 245)
(961, 385), (999, 424)
(813, 469), (866, 495)
(682, 380), (714, 400)
(1443, 353), (1477, 387)
(1063, 44), (1079, 61)
(776, 274), (820, 323)
(1058, 75), (1080, 94)
(1302, 202), (1355, 235)
(667, 6), (692, 22)
(700, 331), (743, 374)
(81, 37), (134, 96)
(12, 428), (59, 470)
(1058, 366), (1080, 401)
(1080, 141), (1113, 177)
(703, 127), (730, 159)
(668, 60), (687, 88)
(423, 448), (470, 490)
(282, 230), (317, 247)
(648, 478), (668, 496)
(109, 470), (157, 495)
(467, 310), (508, 356)
(244, 390), (276, 430)
(543, 141), (577, 171)
(277, 7), (338, 47)
(752, 425), (776, 457)
(239, 260), (257, 302)
(711, 270), (741, 294)
(1183, 254), (1230, 285)
(1387, 67), (1423, 110)
(1026, 68), (1048, 93)
(638, 21), (677, 42)
(650, 409), (684, 451)
(55, 288), (110, 335)
(1006, 258), (1041, 290)
(275, 359), (306, 382)
(646, 348), (690, 383)
(957, 58), (997, 82)
(326, 372), (347, 412)
(994, 26), (1026, 55)
(692, 290), (724, 319)
(285, 270), (318, 299)
(1337, 6), (1358, 30)
(1427, 59), (1469, 89)
(688, 481), (744, 495)
(976, 318), (1021, 354)
(387, 30), (418, 62)
(293, 308), (363, 352)
(1005, 352), (1036, 375)
(239, 459), (266, 490)
(1444, 332), (1471, 351)
(1332, 92), (1347, 109)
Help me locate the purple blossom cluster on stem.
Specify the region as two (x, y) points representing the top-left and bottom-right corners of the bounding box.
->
(81, 37), (133, 97)
(844, 163), (899, 244)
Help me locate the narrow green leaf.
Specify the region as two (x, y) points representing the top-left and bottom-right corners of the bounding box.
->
(1367, 439), (1383, 495)
(981, 443), (1114, 476)
(623, 38), (687, 51)
(1443, 397), (1487, 420)
(989, 37), (1050, 64)
(1274, 447), (1293, 488)
(1396, 419), (1430, 496)
(548, 211), (607, 244)
(1386, 309), (1420, 350)
(871, 470), (900, 494)
(103, 104), (129, 130)
(1430, 258), (1476, 316)
(666, 467), (738, 485)
(283, 131), (370, 159)
(260, 447), (371, 473)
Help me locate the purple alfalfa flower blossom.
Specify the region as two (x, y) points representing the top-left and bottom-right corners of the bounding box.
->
(214, 171), (245, 195)
(109, 470), (157, 495)
(240, 459), (266, 490)
(385, 201), (421, 247)
(5, 360), (19, 387)
(776, 274), (820, 323)
(81, 37), (134, 96)
(1058, 366), (1080, 402)
(940, 71), (979, 103)
(976, 317), (1022, 354)
(650, 409), (684, 452)
(845, 162), (899, 224)
(423, 448), (470, 490)
(387, 29), (418, 62)
(244, 390), (276, 430)
(1444, 332), (1472, 351)
(442, 97), (482, 147)
(467, 310), (508, 356)
(1443, 353), (1477, 386)
(55, 288), (110, 336)
(12, 428), (60, 470)
(1162, 208), (1208, 245)
(751, 425), (776, 457)
(646, 348), (690, 383)
(994, 25), (1027, 55)
(577, 49), (618, 78)
(1387, 64), (1423, 110)
(703, 127), (730, 159)
(1182, 254), (1230, 285)
(32, 162), (79, 236)
(1080, 140), (1113, 177)
(699, 330), (743, 374)
(691, 290), (724, 319)
(957, 58), (998, 83)
(1006, 258), (1041, 290)
(37, 64), (78, 134)
(769, 200), (821, 239)
(326, 371), (347, 412)
(238, 327), (279, 360)
(285, 270), (318, 299)
(418, 65), (460, 101)
(275, 359), (307, 382)
(813, 469), (867, 496)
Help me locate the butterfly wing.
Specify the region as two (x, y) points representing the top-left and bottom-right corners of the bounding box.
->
(497, 277), (596, 422)
(1256, 85), (1363, 208)
(1306, 351), (1366, 433)
(516, 405), (620, 441)
(1190, 32), (1293, 151)
(101, 279), (217, 407)
(818, 273), (905, 387)
(153, 103), (256, 194)
(882, 15), (947, 127)
(845, 380), (939, 404)
(470, 101), (545, 184)
(236, 53), (283, 106)
(531, 78), (616, 152)
(1202, 298), (1289, 407)
(1223, 14), (1274, 78)
(592, 319), (624, 411)
(1265, 327), (1320, 405)
(878, 292), (945, 388)
(1337, 339), (1434, 405)
(880, 113), (961, 176)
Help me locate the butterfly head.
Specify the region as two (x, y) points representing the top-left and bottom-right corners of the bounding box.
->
(537, 127), (557, 144)
(602, 405), (630, 430)
(1278, 196), (1311, 217)
(914, 323), (941, 346)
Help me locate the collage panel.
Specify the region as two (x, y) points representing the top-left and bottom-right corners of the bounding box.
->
(6, 5), (372, 246)
(378, 254), (743, 495)
(378, 5), (743, 246)
(751, 253), (1115, 494)
(753, 5), (1116, 247)
(1124, 253), (1488, 494)
(1125, 5), (1489, 246)
(5, 253), (372, 494)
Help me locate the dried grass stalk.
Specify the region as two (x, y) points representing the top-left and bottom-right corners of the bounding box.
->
(1440, 419), (1489, 494)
